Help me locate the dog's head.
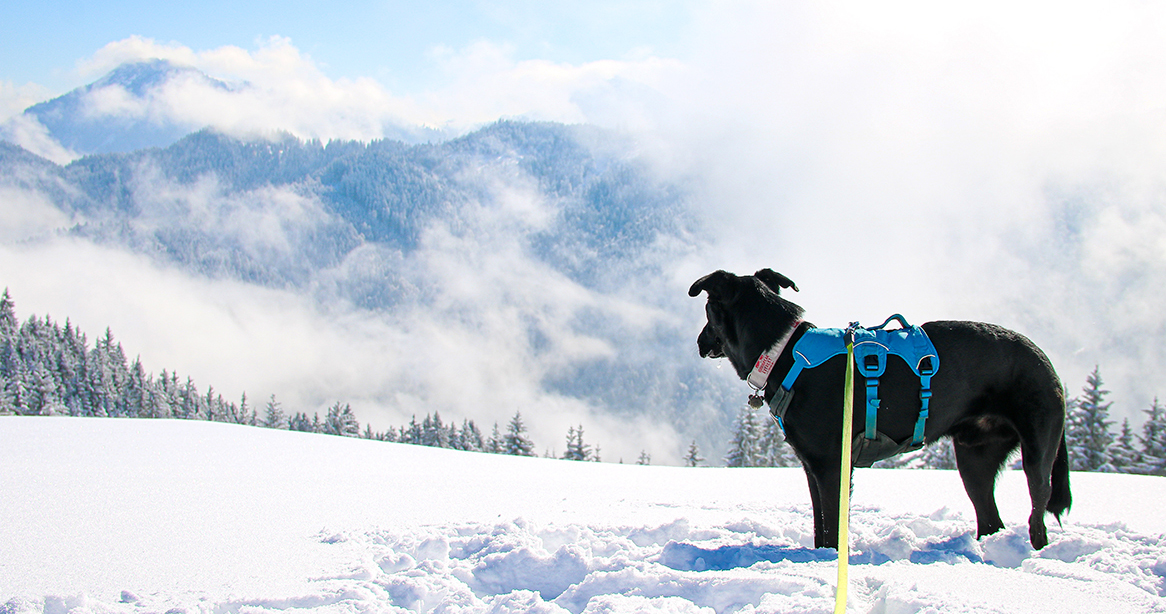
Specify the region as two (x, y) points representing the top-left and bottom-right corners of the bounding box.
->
(689, 269), (802, 379)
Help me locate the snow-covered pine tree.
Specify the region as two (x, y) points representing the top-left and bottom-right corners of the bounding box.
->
(401, 415), (422, 444)
(759, 414), (800, 467)
(324, 402), (360, 437)
(459, 419), (484, 451)
(420, 412), (450, 447)
(637, 450), (651, 465)
(288, 411), (312, 432)
(562, 424), (592, 461)
(486, 422), (503, 453)
(445, 421), (458, 449)
(1067, 366), (1115, 472)
(263, 394), (286, 429)
(0, 376), (15, 415)
(503, 411), (535, 456)
(724, 405), (762, 467)
(684, 440), (705, 467)
(919, 438), (957, 470)
(1138, 397), (1166, 474)
(229, 392), (252, 425)
(1107, 418), (1140, 473)
(0, 289), (17, 337)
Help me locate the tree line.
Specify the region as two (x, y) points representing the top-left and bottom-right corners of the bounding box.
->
(0, 288), (642, 461)
(718, 363), (1164, 474)
(3, 287), (1160, 471)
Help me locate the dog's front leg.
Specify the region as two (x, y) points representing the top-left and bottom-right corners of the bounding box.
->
(804, 464), (845, 550)
(803, 468), (827, 546)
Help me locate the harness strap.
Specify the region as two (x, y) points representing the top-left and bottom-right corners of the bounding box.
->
(865, 379), (879, 441)
(768, 319), (938, 453)
(913, 357), (936, 446)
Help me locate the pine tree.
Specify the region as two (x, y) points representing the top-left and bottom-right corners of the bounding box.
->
(288, 412), (312, 432)
(562, 424), (592, 461)
(637, 450), (652, 465)
(421, 411), (450, 448)
(232, 392), (255, 425)
(503, 411), (535, 456)
(458, 419), (484, 452)
(263, 394), (286, 429)
(402, 415), (422, 445)
(0, 376), (15, 415)
(759, 415), (800, 467)
(1067, 366), (1115, 472)
(724, 405), (762, 467)
(684, 440), (705, 467)
(1107, 418), (1140, 473)
(486, 422), (503, 453)
(324, 402), (360, 436)
(0, 289), (17, 337)
(1138, 397), (1166, 474)
(919, 438), (957, 470)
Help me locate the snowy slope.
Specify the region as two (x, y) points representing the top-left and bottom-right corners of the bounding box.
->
(3, 417), (1166, 613)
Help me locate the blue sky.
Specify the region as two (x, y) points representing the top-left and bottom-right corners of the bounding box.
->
(2, 0), (694, 96)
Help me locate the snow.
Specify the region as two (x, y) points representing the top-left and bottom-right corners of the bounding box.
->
(3, 417), (1166, 613)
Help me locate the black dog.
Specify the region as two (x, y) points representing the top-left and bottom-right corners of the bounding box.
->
(690, 269), (1071, 550)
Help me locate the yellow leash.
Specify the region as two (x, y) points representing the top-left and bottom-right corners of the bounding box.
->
(834, 337), (855, 614)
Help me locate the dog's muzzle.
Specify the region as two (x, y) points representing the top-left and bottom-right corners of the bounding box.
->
(697, 325), (725, 359)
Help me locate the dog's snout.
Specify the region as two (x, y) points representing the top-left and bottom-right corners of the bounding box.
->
(697, 325), (725, 359)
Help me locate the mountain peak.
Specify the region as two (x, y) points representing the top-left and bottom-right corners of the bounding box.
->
(89, 59), (211, 96)
(15, 60), (234, 157)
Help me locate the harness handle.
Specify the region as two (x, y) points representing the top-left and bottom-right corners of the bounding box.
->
(871, 314), (910, 330)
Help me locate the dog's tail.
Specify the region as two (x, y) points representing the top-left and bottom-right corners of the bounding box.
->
(1048, 433), (1072, 521)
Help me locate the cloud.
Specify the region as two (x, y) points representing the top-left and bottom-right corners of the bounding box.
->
(7, 2), (1166, 456)
(0, 157), (694, 463)
(71, 36), (428, 142)
(420, 40), (687, 128)
(635, 1), (1166, 421)
(0, 80), (52, 121)
(0, 114), (80, 164)
(66, 36), (684, 144)
(0, 185), (74, 242)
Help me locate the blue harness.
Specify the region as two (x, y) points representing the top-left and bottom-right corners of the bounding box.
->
(769, 315), (939, 463)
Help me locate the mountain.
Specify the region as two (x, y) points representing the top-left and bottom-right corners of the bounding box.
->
(0, 119), (736, 455)
(10, 121), (689, 294)
(20, 59), (232, 155)
(5, 59), (450, 161)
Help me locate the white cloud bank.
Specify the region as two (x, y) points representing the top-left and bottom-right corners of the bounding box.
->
(648, 1), (1166, 422)
(61, 35), (684, 145)
(3, 1), (1166, 455)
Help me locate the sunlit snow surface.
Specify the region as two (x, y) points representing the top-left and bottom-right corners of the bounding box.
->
(3, 417), (1166, 613)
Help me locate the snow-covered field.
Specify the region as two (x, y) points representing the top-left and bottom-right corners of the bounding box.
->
(3, 417), (1166, 613)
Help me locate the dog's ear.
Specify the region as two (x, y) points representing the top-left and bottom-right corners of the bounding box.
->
(754, 269), (799, 294)
(689, 270), (739, 300)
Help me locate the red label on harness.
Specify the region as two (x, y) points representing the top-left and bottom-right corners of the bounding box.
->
(754, 353), (776, 375)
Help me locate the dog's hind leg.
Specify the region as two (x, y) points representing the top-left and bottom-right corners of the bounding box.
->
(1047, 433), (1073, 521)
(953, 430), (1019, 540)
(1013, 395), (1067, 550)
